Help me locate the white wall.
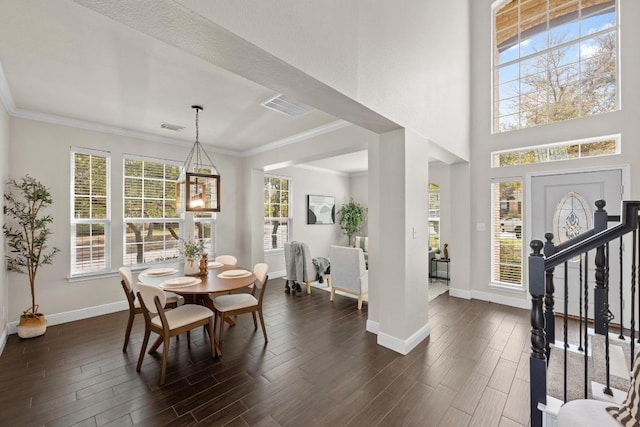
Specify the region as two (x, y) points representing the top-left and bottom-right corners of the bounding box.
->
(7, 117), (243, 323)
(465, 0), (640, 305)
(264, 166), (350, 277)
(0, 102), (9, 350)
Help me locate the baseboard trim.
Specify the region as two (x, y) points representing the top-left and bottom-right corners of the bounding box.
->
(270, 270), (286, 279)
(448, 288), (527, 309)
(7, 301), (128, 335)
(366, 319), (379, 334)
(377, 322), (431, 355)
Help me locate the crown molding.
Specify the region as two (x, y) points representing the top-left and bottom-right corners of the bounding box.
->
(0, 62), (16, 114)
(241, 119), (351, 157)
(293, 163), (350, 176)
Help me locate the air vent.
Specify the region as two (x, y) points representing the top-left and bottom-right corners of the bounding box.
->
(160, 122), (185, 132)
(261, 94), (315, 118)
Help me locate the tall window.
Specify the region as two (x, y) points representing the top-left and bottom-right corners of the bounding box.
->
(492, 179), (523, 286)
(493, 0), (618, 132)
(71, 148), (110, 275)
(123, 156), (182, 266)
(264, 175), (291, 251)
(428, 183), (440, 250)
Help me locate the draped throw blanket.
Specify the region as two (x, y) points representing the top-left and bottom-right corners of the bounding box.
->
(291, 241), (306, 282)
(312, 257), (330, 283)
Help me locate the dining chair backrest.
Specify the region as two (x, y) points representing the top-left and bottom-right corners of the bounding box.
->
(253, 263), (269, 289)
(137, 283), (166, 314)
(216, 255), (238, 266)
(119, 267), (134, 292)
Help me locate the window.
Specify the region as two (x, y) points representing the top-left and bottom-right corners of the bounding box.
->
(123, 156), (182, 266)
(428, 183), (440, 250)
(492, 134), (619, 167)
(492, 179), (523, 286)
(264, 175), (291, 251)
(71, 148), (110, 275)
(493, 0), (618, 132)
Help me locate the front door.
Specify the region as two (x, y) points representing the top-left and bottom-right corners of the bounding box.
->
(530, 168), (623, 321)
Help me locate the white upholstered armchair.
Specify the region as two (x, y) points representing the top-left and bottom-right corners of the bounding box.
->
(329, 245), (368, 309)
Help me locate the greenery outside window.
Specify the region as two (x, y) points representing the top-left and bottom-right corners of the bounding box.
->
(71, 148), (110, 275)
(264, 175), (291, 251)
(493, 0), (618, 133)
(428, 183), (440, 250)
(492, 178), (523, 286)
(123, 156), (183, 266)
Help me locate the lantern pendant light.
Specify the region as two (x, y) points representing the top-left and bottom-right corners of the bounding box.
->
(176, 105), (220, 212)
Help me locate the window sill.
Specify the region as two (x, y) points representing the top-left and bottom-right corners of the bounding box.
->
(67, 270), (119, 282)
(489, 282), (526, 294)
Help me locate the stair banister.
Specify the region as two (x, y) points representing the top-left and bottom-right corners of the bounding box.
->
(529, 240), (546, 427)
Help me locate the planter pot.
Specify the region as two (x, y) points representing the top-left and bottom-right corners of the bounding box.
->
(435, 253), (442, 259)
(17, 313), (47, 339)
(184, 257), (200, 275)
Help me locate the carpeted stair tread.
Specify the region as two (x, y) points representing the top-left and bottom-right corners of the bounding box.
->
(591, 334), (631, 393)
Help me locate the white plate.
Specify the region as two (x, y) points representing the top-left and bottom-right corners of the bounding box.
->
(207, 261), (224, 269)
(217, 269), (251, 278)
(141, 267), (177, 277)
(160, 277), (202, 289)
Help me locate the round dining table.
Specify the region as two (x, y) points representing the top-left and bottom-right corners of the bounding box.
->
(138, 263), (256, 356)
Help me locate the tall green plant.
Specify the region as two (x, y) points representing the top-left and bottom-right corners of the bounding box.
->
(337, 199), (365, 246)
(4, 175), (60, 316)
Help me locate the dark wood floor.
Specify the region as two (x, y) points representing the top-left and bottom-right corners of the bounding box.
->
(0, 279), (532, 427)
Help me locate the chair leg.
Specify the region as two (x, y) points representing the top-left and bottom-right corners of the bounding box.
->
(159, 335), (170, 385)
(357, 295), (363, 310)
(206, 319), (219, 357)
(218, 312), (225, 351)
(149, 336), (163, 354)
(252, 312), (257, 329)
(306, 281), (312, 294)
(187, 330), (191, 348)
(258, 309), (268, 343)
(330, 288), (336, 302)
(136, 329), (151, 372)
(123, 311), (135, 352)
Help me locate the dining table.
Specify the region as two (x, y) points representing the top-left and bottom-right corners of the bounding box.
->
(137, 262), (257, 356)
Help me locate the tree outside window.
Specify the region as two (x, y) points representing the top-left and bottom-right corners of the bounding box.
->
(264, 175), (291, 250)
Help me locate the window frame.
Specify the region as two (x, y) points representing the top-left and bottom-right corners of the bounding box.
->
(70, 147), (111, 277)
(263, 174), (292, 253)
(492, 0), (620, 133)
(491, 177), (524, 288)
(428, 183), (441, 250)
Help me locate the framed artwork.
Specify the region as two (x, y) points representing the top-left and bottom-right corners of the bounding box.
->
(307, 195), (335, 224)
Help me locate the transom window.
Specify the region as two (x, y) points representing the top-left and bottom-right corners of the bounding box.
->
(70, 148), (111, 276)
(493, 0), (618, 132)
(264, 175), (291, 251)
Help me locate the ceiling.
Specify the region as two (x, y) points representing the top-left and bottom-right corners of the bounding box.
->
(0, 1), (368, 173)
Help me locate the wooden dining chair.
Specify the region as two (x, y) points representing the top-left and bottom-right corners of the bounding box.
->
(119, 267), (183, 352)
(212, 263), (269, 351)
(215, 255), (238, 266)
(136, 283), (216, 385)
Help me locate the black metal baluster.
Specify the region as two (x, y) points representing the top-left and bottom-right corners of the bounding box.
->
(579, 254), (584, 351)
(619, 236), (625, 340)
(563, 261), (568, 403)
(633, 229), (638, 363)
(603, 242), (613, 396)
(584, 252), (589, 399)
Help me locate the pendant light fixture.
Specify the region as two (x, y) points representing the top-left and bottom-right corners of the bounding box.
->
(176, 105), (220, 212)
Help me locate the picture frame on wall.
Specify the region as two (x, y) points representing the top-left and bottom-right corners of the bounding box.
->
(307, 195), (335, 224)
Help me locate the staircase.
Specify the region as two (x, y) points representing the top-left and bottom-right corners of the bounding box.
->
(528, 200), (640, 427)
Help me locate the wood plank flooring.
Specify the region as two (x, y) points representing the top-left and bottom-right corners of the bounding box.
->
(0, 279), (531, 426)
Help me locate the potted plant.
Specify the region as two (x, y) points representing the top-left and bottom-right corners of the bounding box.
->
(337, 198), (366, 246)
(4, 175), (60, 338)
(180, 239), (205, 275)
(434, 248), (442, 259)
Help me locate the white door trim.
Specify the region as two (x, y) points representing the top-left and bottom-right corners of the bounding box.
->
(524, 164), (630, 292)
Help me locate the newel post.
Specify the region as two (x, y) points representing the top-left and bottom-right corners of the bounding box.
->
(543, 233), (556, 358)
(593, 200), (608, 335)
(529, 240), (546, 427)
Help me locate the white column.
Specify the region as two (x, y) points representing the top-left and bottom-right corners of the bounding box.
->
(368, 128), (430, 354)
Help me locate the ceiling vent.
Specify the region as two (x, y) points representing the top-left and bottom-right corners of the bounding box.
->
(261, 94), (315, 118)
(160, 122), (185, 132)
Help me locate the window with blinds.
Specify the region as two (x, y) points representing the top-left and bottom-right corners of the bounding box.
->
(123, 156), (183, 266)
(71, 148), (111, 275)
(492, 178), (523, 286)
(428, 183), (440, 250)
(493, 0), (618, 133)
(264, 175), (291, 251)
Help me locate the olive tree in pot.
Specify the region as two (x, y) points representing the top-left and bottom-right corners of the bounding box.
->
(337, 198), (366, 247)
(4, 175), (60, 338)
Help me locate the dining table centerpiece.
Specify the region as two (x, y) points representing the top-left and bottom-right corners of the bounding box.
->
(180, 239), (205, 275)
